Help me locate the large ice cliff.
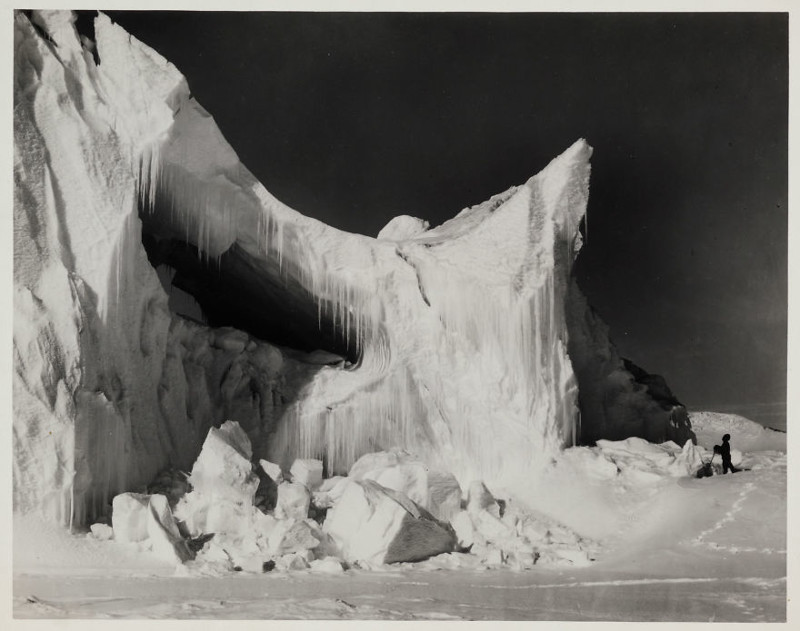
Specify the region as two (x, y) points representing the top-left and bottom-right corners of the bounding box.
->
(13, 10), (693, 527)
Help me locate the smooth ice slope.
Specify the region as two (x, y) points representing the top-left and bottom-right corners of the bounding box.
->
(14, 9), (691, 527)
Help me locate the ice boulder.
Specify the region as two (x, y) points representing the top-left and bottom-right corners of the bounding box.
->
(111, 493), (150, 543)
(174, 422), (263, 538)
(189, 421), (258, 504)
(147, 494), (194, 563)
(275, 481), (311, 521)
(349, 451), (462, 521)
(89, 523), (114, 541)
(323, 479), (456, 565)
(111, 492), (193, 563)
(289, 459), (324, 491)
(259, 459), (283, 483)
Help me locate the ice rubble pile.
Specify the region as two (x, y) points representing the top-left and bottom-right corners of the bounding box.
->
(14, 9), (692, 530)
(95, 421), (738, 572)
(91, 420), (758, 574)
(102, 422), (605, 572)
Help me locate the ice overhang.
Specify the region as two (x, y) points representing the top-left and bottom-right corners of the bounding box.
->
(141, 215), (360, 362)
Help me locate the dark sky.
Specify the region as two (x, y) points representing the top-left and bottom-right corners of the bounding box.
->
(98, 11), (788, 427)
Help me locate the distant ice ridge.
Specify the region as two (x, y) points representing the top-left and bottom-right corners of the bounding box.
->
(13, 9), (691, 527)
(689, 411), (786, 453)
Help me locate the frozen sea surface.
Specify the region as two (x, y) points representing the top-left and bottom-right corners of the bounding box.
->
(14, 564), (785, 621)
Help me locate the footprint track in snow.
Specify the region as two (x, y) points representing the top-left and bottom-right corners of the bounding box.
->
(691, 481), (785, 555)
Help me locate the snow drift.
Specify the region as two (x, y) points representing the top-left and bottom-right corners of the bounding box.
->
(13, 10), (692, 528)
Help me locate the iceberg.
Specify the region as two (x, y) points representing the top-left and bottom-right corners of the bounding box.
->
(13, 9), (692, 528)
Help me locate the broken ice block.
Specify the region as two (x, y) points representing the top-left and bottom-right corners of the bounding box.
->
(111, 493), (150, 543)
(189, 421), (258, 504)
(323, 479), (455, 565)
(259, 459), (283, 483)
(89, 523), (114, 541)
(352, 451), (462, 521)
(289, 458), (323, 491)
(275, 481), (311, 521)
(147, 494), (194, 563)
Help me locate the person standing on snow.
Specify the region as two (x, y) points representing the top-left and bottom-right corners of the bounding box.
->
(720, 434), (739, 474)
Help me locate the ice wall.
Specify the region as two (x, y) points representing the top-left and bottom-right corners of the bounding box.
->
(14, 10), (176, 525)
(14, 10), (690, 526)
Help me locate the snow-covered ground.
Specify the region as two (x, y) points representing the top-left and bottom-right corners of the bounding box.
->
(13, 412), (786, 621)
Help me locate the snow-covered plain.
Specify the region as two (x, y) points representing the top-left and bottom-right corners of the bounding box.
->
(14, 412), (786, 621)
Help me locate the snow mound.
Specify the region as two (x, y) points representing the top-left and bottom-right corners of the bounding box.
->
(377, 215), (430, 241)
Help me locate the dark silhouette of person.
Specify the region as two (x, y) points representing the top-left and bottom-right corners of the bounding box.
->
(720, 434), (739, 474)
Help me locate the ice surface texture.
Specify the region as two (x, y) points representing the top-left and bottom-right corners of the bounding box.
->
(13, 10), (690, 527)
